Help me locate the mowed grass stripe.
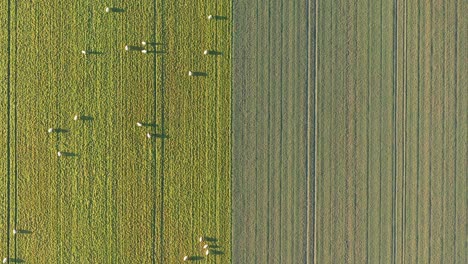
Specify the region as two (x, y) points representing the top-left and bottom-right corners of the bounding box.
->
(367, 0), (383, 262)
(254, 0), (269, 261)
(354, 1), (370, 262)
(380, 0), (395, 262)
(417, 1), (432, 262)
(0, 0), (11, 259)
(344, 1), (358, 263)
(404, 0), (420, 262)
(231, 0), (258, 260)
(442, 1), (457, 262)
(429, 2), (446, 262)
(454, 1), (466, 262)
(315, 0), (332, 262)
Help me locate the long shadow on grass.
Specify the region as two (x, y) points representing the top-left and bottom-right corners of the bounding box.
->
(203, 236), (218, 242)
(187, 256), (204, 261)
(189, 72), (208, 77)
(108, 7), (125, 13)
(210, 250), (224, 255)
(6, 258), (24, 263)
(15, 229), (32, 234)
(79, 115), (94, 121)
(212, 15), (228, 20)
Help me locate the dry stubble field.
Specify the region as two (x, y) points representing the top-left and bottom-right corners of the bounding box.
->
(232, 0), (466, 263)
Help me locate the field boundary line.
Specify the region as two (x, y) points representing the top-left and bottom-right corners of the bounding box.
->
(13, 0), (19, 261)
(310, 0), (317, 262)
(312, 0), (317, 257)
(428, 1), (434, 261)
(452, 0), (458, 260)
(366, 0), (371, 262)
(151, 0), (159, 263)
(402, 0), (408, 262)
(392, 0), (398, 263)
(415, 0), (421, 261)
(5, 0), (12, 260)
(158, 0), (166, 260)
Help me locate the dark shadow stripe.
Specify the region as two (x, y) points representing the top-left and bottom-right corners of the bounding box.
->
(6, 0), (12, 259)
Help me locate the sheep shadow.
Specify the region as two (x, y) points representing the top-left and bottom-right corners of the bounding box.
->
(15, 229), (33, 234)
(145, 50), (166, 54)
(144, 42), (164, 46)
(203, 236), (218, 242)
(6, 258), (24, 263)
(147, 133), (169, 139)
(49, 128), (69, 133)
(187, 256), (204, 261)
(205, 50), (223, 56)
(138, 122), (158, 128)
(189, 72), (207, 77)
(205, 244), (220, 249)
(212, 15), (228, 20)
(79, 115), (94, 121)
(87, 51), (104, 55)
(126, 45), (144, 51)
(108, 7), (125, 13)
(59, 152), (78, 157)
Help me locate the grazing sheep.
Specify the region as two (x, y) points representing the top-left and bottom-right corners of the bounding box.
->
(142, 49), (147, 54)
(48, 128), (54, 133)
(81, 50), (87, 55)
(57, 151), (62, 157)
(205, 249), (210, 256)
(183, 256), (188, 261)
(203, 244), (209, 249)
(74, 115), (79, 121)
(199, 236), (204, 242)
(203, 50), (210, 55)
(137, 122), (143, 127)
(142, 41), (147, 46)
(105, 7), (110, 12)
(12, 229), (17, 235)
(147, 133), (152, 139)
(3, 258), (7, 263)
(188, 71), (193, 76)
(208, 15), (213, 20)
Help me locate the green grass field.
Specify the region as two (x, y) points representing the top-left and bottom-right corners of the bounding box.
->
(1, 0), (231, 263)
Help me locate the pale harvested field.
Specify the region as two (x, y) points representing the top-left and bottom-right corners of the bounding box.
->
(233, 0), (466, 263)
(232, 0), (313, 263)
